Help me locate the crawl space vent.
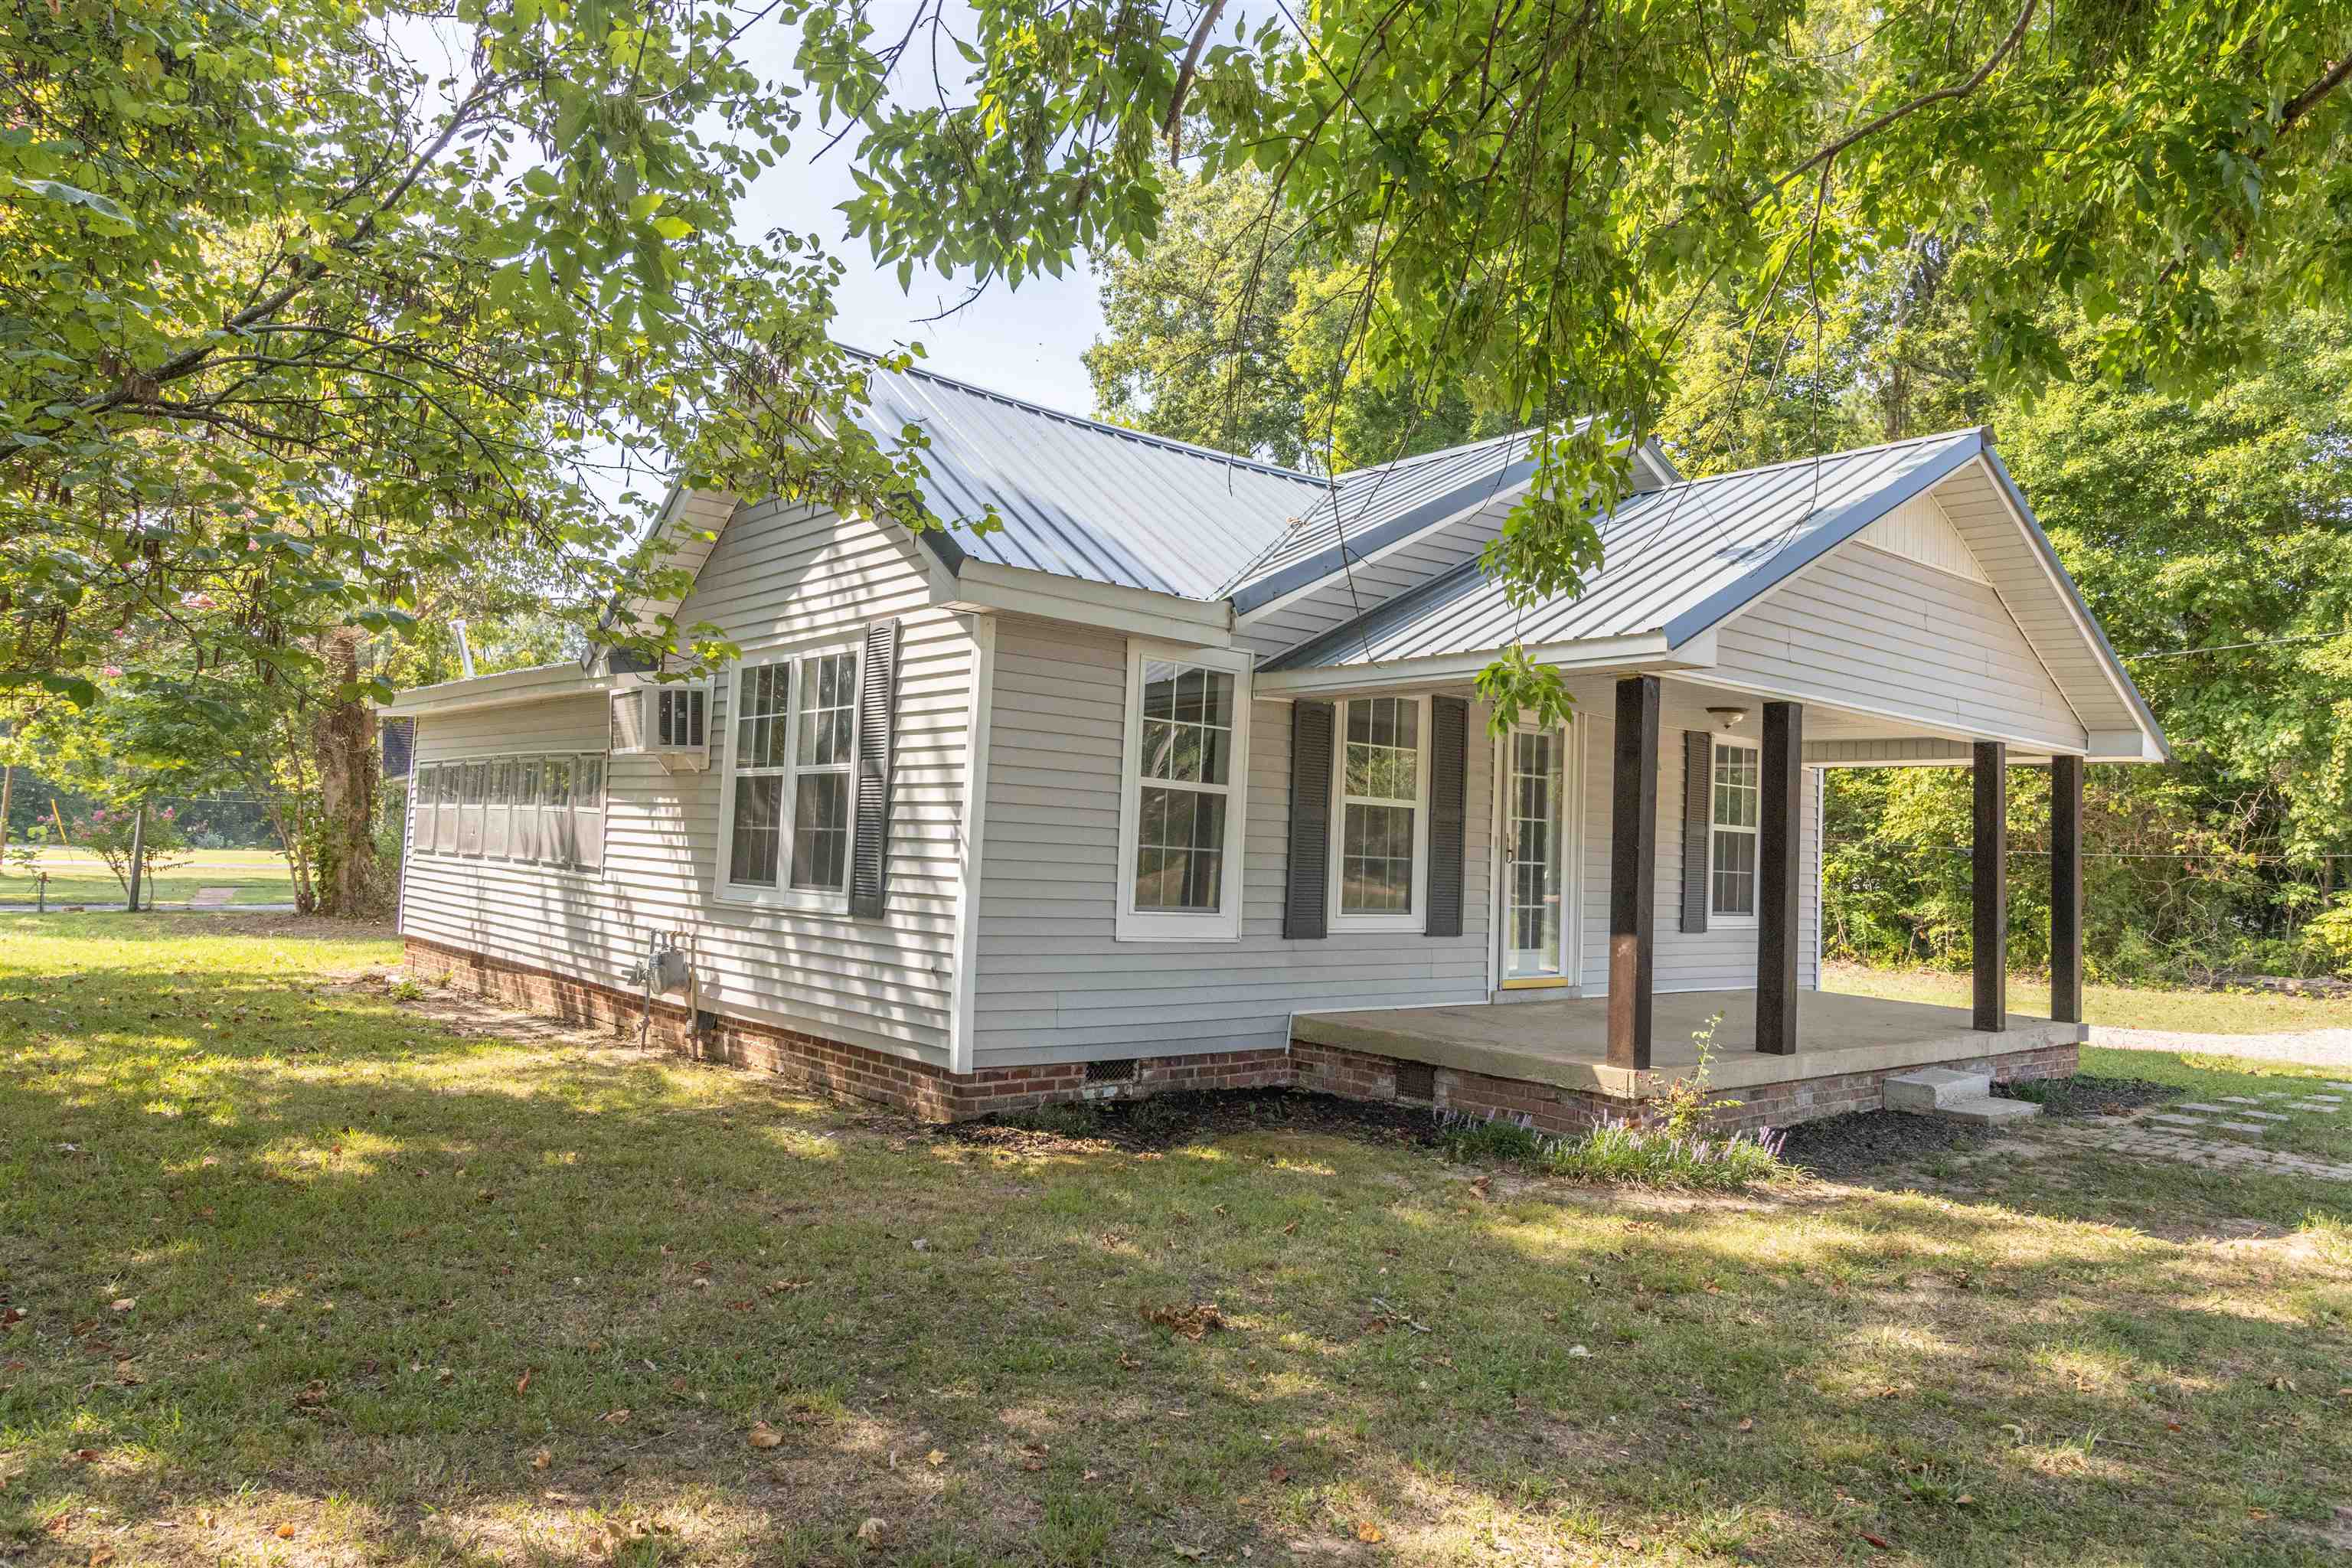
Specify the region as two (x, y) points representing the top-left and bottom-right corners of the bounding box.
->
(1086, 1057), (1138, 1085)
(1393, 1062), (1436, 1101)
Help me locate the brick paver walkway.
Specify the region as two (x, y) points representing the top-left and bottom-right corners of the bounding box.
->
(2020, 1084), (2352, 1183)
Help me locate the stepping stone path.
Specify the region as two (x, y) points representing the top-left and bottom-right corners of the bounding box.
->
(185, 887), (237, 909)
(2019, 1081), (2352, 1182)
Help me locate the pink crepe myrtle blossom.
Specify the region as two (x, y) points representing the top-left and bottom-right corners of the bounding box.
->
(102, 665), (123, 678)
(179, 592), (217, 611)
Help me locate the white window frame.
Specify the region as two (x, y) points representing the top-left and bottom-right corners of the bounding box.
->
(1114, 639), (1252, 942)
(1328, 693), (1432, 933)
(1708, 738), (1761, 926)
(714, 639), (862, 914)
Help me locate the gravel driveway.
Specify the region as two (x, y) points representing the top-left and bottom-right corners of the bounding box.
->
(2089, 1024), (2352, 1070)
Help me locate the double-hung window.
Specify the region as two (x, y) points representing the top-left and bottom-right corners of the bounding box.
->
(719, 645), (862, 909)
(1115, 641), (1250, 941)
(1330, 695), (1429, 930)
(1709, 740), (1760, 920)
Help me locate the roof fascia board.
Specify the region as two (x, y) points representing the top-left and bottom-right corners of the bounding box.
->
(1227, 455), (1540, 614)
(1253, 629), (1711, 695)
(933, 558), (1234, 648)
(1659, 432), (1986, 648)
(382, 668), (623, 719)
(1975, 449), (2171, 760)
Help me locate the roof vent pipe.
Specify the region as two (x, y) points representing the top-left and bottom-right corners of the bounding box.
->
(452, 620), (477, 679)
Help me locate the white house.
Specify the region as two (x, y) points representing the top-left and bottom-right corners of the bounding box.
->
(381, 358), (2166, 1129)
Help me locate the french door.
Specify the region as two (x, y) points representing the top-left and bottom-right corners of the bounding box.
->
(1499, 726), (1578, 985)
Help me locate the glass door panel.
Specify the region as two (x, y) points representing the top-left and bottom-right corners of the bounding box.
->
(1502, 730), (1566, 981)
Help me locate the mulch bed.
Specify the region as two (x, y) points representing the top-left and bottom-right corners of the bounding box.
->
(1774, 1110), (1994, 1180)
(1991, 1071), (2174, 1118)
(938, 1085), (1447, 1155)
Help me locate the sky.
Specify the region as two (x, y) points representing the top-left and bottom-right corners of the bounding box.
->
(730, 7), (1108, 415)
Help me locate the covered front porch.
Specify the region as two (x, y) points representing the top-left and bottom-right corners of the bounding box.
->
(1293, 986), (2084, 1102)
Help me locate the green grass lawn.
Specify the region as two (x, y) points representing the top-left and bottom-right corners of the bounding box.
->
(0, 846), (294, 907)
(4, 915), (2350, 1566)
(1824, 959), (2351, 1034)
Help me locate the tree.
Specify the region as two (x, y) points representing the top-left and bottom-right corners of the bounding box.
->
(1085, 172), (1508, 471)
(3, 0), (951, 712)
(807, 0), (2352, 681)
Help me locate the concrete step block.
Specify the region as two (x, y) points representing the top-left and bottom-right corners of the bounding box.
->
(1886, 1067), (1993, 1113)
(1931, 1095), (2041, 1127)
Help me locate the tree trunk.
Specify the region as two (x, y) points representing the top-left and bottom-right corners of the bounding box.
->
(312, 629), (386, 916)
(0, 763), (13, 857)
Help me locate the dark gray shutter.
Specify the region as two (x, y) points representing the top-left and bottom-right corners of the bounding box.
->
(1426, 695), (1468, 937)
(849, 619), (901, 919)
(1284, 701), (1334, 939)
(1681, 729), (1712, 934)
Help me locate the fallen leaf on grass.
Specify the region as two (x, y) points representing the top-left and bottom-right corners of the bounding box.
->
(274, 1524), (295, 1540)
(856, 1517), (887, 1543)
(1860, 1531), (1890, 1550)
(530, 1449), (551, 1470)
(109, 1299), (135, 1313)
(1736, 1418), (1754, 1432)
(1141, 1302), (1225, 1340)
(514, 1368), (531, 1396)
(1268, 1465), (1290, 1484)
(747, 1423), (782, 1449)
(925, 1449), (946, 1467)
(599, 1409), (631, 1425)
(1357, 1522), (1384, 1544)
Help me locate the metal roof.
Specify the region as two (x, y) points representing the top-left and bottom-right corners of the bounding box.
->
(1220, 431), (1539, 611)
(1265, 429), (1988, 669)
(847, 356), (1328, 599)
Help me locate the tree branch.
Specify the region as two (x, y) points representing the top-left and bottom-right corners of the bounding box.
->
(1162, 0), (1231, 161)
(1757, 0), (2037, 208)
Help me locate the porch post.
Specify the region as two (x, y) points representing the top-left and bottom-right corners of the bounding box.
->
(1756, 701), (1803, 1055)
(1607, 675), (1661, 1070)
(2050, 754), (2084, 1025)
(1972, 740), (2007, 1031)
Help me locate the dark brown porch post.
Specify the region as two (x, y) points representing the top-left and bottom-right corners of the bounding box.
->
(1756, 701), (1803, 1055)
(2050, 754), (2084, 1025)
(1608, 675), (1661, 1070)
(1972, 740), (2008, 1032)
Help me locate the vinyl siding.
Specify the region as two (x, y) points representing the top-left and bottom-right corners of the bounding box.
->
(1566, 680), (1821, 995)
(1712, 535), (2088, 751)
(1234, 498), (1510, 660)
(397, 499), (977, 1064)
(971, 617), (1495, 1067)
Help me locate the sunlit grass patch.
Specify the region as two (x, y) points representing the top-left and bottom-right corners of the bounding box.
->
(3, 913), (2351, 1565)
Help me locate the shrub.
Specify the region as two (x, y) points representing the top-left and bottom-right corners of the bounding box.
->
(2299, 895), (2352, 976)
(1439, 1112), (1546, 1164)
(1538, 1119), (1788, 1189)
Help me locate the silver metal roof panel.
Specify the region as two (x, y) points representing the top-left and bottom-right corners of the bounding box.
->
(1265, 430), (1987, 669)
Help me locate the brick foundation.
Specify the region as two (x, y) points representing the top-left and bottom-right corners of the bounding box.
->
(399, 936), (1289, 1122)
(401, 936), (2076, 1131)
(1293, 1036), (2080, 1134)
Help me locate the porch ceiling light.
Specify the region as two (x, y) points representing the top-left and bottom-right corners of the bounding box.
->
(1707, 705), (1749, 730)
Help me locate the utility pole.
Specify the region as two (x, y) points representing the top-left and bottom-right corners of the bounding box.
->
(0, 763), (12, 861)
(126, 804), (145, 913)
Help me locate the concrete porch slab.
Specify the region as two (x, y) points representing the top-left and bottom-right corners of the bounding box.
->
(1291, 988), (2086, 1099)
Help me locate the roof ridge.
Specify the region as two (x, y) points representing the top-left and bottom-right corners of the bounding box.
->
(842, 345), (1330, 488)
(1325, 427), (1533, 484)
(1651, 426), (1981, 492)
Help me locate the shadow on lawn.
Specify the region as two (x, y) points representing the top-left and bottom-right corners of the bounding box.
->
(5, 953), (2351, 1566)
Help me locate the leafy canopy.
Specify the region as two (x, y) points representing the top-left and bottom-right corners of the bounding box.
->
(806, 0), (2352, 630)
(2, 0), (949, 707)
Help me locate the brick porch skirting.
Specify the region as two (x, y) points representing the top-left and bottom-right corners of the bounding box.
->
(401, 936), (2074, 1130)
(398, 936), (1289, 1122)
(1292, 1036), (2079, 1134)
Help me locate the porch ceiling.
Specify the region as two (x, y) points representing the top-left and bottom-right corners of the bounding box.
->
(1292, 990), (2085, 1099)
